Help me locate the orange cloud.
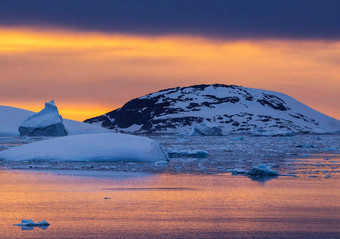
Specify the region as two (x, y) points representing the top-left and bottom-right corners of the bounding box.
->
(0, 27), (339, 120)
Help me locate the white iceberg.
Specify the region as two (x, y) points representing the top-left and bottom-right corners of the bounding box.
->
(0, 133), (168, 162)
(190, 121), (222, 136)
(0, 104), (110, 136)
(19, 100), (68, 136)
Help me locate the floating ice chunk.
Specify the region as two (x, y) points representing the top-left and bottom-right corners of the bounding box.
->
(167, 149), (209, 158)
(246, 164), (279, 176)
(14, 219), (50, 227)
(190, 121), (222, 136)
(0, 133), (168, 162)
(19, 100), (68, 136)
(231, 168), (247, 175)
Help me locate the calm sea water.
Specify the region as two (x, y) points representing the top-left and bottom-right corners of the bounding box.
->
(0, 135), (339, 238)
(0, 170), (339, 239)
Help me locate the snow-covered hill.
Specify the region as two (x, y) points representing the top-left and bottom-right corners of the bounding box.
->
(0, 105), (110, 136)
(84, 84), (340, 135)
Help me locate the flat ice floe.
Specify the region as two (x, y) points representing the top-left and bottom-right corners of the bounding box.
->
(0, 133), (168, 162)
(167, 148), (209, 158)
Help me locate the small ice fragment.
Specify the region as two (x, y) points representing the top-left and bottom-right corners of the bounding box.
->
(14, 219), (50, 227)
(231, 168), (247, 175)
(246, 164), (278, 176)
(167, 149), (209, 158)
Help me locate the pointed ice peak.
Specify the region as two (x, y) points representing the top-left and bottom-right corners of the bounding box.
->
(45, 100), (57, 109)
(19, 99), (65, 132)
(48, 100), (55, 106)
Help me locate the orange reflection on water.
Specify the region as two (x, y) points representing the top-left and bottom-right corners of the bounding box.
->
(0, 170), (339, 238)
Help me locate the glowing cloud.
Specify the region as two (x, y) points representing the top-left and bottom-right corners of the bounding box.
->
(0, 28), (339, 120)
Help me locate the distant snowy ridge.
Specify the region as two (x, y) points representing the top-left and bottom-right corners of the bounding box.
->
(0, 105), (110, 136)
(85, 84), (340, 135)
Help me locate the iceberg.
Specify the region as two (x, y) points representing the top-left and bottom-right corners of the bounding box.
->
(190, 121), (222, 136)
(0, 104), (110, 136)
(0, 133), (168, 162)
(18, 100), (68, 136)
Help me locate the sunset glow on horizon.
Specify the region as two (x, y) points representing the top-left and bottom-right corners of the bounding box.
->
(1, 27), (339, 121)
(1, 2), (340, 239)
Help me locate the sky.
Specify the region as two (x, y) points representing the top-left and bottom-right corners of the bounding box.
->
(0, 0), (339, 121)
